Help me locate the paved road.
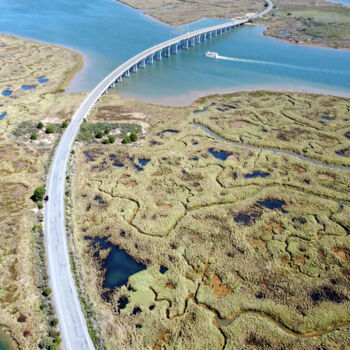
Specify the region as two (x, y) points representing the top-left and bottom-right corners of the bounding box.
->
(44, 1), (273, 349)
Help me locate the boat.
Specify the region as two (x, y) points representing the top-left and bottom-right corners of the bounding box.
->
(205, 51), (218, 58)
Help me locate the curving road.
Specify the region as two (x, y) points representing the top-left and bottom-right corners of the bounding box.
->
(44, 1), (273, 349)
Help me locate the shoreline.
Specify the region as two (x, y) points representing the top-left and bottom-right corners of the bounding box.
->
(117, 84), (350, 107)
(260, 27), (350, 52)
(0, 32), (85, 91)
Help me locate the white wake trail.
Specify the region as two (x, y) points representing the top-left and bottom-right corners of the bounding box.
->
(215, 55), (345, 74)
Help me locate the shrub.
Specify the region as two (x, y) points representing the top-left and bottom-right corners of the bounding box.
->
(102, 138), (110, 144)
(32, 186), (46, 202)
(61, 120), (69, 128)
(46, 125), (54, 134)
(43, 287), (52, 297)
(95, 130), (103, 139)
(108, 135), (116, 143)
(104, 128), (110, 134)
(30, 133), (38, 140)
(51, 318), (59, 326)
(130, 132), (138, 142)
(122, 135), (131, 144)
(38, 202), (44, 209)
(37, 121), (44, 129)
(71, 150), (75, 155)
(40, 302), (48, 310)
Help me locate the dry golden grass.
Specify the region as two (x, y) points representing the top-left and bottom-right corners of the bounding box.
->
(118, 0), (264, 26)
(71, 91), (350, 349)
(0, 33), (84, 348)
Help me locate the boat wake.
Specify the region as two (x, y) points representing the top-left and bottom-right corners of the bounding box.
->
(214, 54), (346, 74)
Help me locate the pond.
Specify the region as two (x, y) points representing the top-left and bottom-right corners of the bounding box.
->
(244, 171), (270, 179)
(87, 237), (146, 298)
(0, 333), (12, 350)
(208, 148), (232, 160)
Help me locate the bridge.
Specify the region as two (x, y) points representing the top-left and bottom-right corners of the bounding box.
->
(44, 1), (273, 349)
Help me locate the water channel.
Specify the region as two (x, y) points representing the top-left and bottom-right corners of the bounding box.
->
(1, 0), (350, 104)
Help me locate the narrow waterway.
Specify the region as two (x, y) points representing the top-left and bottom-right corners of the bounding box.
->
(193, 122), (350, 171)
(1, 0), (350, 104)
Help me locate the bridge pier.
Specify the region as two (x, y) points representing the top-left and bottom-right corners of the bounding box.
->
(171, 44), (178, 55)
(147, 55), (154, 64)
(156, 50), (162, 61)
(182, 39), (189, 50)
(140, 59), (146, 68)
(164, 46), (171, 58)
(195, 35), (200, 44)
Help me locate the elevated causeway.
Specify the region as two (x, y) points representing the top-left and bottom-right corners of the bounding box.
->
(44, 1), (273, 349)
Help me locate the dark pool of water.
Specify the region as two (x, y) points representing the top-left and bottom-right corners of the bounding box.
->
(244, 172), (270, 179)
(0, 112), (7, 120)
(118, 295), (129, 310)
(190, 157), (199, 161)
(109, 154), (116, 159)
(193, 108), (208, 114)
(160, 266), (168, 274)
(138, 158), (150, 166)
(310, 286), (345, 304)
(1, 89), (12, 96)
(336, 149), (347, 156)
(132, 163), (143, 171)
(161, 129), (179, 134)
(83, 151), (95, 161)
(114, 162), (124, 167)
(94, 195), (105, 205)
(258, 199), (288, 213)
(321, 116), (334, 121)
(234, 213), (253, 226)
(38, 76), (48, 83)
(87, 237), (146, 298)
(21, 85), (36, 90)
(182, 170), (187, 175)
(208, 148), (232, 160)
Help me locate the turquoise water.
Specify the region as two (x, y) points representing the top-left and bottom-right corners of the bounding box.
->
(0, 333), (11, 350)
(326, 0), (350, 5)
(0, 0), (350, 103)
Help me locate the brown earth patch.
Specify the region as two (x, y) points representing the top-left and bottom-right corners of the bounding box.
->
(318, 173), (333, 180)
(268, 220), (284, 234)
(157, 204), (172, 210)
(166, 283), (175, 290)
(209, 274), (232, 297)
(294, 256), (307, 265)
(292, 164), (306, 174)
(10, 184), (27, 198)
(333, 249), (347, 261)
(228, 120), (247, 127)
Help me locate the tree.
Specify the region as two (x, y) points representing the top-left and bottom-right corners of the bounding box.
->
(95, 130), (103, 139)
(30, 133), (38, 140)
(102, 138), (110, 144)
(37, 121), (44, 129)
(130, 132), (138, 142)
(32, 186), (46, 202)
(122, 135), (131, 144)
(108, 135), (115, 143)
(104, 128), (110, 135)
(46, 125), (54, 134)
